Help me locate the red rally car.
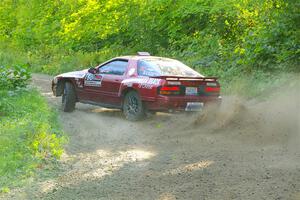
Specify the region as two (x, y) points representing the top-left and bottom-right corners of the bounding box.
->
(52, 52), (221, 120)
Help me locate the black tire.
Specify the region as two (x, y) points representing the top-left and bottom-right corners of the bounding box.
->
(62, 82), (76, 112)
(123, 91), (145, 121)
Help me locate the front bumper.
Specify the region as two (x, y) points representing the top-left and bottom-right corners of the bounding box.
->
(52, 81), (57, 96)
(51, 77), (64, 97)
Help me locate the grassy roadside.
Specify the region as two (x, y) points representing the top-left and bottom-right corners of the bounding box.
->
(0, 88), (66, 193)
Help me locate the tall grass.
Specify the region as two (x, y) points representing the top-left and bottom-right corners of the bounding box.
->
(0, 89), (66, 192)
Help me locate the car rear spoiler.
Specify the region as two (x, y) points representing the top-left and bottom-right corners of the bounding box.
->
(150, 76), (218, 82)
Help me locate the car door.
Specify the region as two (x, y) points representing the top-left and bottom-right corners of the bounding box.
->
(75, 68), (103, 103)
(97, 59), (128, 106)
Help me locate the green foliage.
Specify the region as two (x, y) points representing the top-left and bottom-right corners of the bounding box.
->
(0, 0), (299, 84)
(0, 65), (31, 90)
(0, 89), (66, 190)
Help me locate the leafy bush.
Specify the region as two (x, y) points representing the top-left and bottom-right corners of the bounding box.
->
(0, 65), (31, 90)
(1, 0), (299, 74)
(0, 0), (299, 93)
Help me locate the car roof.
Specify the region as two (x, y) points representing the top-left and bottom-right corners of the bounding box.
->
(96, 55), (183, 68)
(115, 55), (174, 61)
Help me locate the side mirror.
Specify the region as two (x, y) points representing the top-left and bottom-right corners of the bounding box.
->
(88, 67), (97, 74)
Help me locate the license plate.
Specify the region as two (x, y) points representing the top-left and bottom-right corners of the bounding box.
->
(185, 87), (198, 95)
(185, 102), (204, 111)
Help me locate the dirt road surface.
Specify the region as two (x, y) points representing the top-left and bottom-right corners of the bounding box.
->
(3, 74), (300, 200)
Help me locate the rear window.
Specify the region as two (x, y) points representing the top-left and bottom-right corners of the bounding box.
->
(137, 58), (202, 77)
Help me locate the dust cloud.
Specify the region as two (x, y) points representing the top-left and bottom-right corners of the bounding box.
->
(167, 85), (300, 149)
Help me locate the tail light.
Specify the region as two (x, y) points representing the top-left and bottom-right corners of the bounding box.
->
(205, 87), (220, 92)
(158, 86), (181, 95)
(199, 82), (220, 96)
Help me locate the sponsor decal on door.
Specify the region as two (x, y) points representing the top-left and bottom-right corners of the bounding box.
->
(84, 73), (103, 87)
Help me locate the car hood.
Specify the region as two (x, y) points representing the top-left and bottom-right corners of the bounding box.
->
(52, 69), (87, 84)
(56, 70), (87, 78)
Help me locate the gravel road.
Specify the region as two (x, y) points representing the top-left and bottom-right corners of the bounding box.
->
(4, 74), (300, 200)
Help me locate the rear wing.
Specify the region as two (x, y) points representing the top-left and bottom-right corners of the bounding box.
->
(150, 76), (218, 82)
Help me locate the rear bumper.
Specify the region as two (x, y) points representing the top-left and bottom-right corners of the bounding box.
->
(146, 95), (222, 111)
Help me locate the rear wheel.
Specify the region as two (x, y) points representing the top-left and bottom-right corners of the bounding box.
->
(62, 82), (76, 112)
(123, 91), (145, 121)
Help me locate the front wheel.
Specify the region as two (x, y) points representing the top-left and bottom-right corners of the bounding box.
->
(62, 82), (76, 112)
(123, 91), (145, 121)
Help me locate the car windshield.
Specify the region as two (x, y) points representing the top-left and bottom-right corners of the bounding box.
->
(137, 58), (203, 77)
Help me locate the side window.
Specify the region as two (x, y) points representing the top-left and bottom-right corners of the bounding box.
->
(99, 60), (128, 75)
(137, 60), (161, 77)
